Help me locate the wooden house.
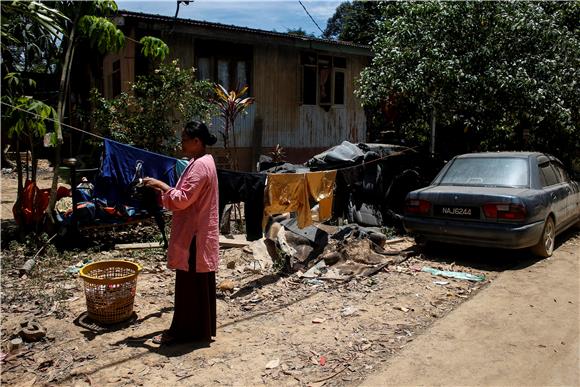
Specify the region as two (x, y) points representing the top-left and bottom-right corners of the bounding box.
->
(102, 11), (371, 170)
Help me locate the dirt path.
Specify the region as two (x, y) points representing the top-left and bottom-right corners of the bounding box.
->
(361, 232), (580, 386)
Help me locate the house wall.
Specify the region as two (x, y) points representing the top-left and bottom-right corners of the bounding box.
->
(102, 29), (135, 98)
(102, 20), (369, 171)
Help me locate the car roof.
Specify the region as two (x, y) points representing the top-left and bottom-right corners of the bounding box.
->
(454, 151), (543, 159)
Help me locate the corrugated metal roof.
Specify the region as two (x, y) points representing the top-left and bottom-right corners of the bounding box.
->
(119, 10), (371, 52)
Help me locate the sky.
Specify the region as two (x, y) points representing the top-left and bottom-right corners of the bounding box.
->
(116, 0), (343, 37)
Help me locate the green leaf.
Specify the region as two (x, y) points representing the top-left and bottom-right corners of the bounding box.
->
(139, 36), (169, 61)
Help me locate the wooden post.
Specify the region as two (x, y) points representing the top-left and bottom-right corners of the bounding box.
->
(63, 158), (78, 228)
(430, 107), (436, 158)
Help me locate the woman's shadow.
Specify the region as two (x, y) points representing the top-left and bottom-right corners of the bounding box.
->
(73, 307), (210, 356)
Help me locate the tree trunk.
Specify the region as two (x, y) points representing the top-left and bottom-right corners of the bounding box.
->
(30, 135), (37, 183)
(47, 21), (77, 222)
(14, 137), (25, 227)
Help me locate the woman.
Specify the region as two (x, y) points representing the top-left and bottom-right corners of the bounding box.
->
(143, 121), (219, 345)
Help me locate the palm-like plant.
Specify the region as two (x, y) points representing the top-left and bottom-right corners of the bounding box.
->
(213, 84), (254, 169)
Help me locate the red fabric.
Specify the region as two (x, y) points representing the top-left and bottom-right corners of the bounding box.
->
(13, 180), (70, 225)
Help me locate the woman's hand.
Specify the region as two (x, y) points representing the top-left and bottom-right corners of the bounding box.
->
(142, 177), (171, 193)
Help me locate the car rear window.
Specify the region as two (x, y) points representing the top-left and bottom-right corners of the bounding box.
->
(439, 157), (529, 187)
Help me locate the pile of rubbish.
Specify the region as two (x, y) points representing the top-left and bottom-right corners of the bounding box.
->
(239, 216), (411, 280)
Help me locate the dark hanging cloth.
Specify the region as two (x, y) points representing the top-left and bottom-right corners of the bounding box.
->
(96, 139), (178, 206)
(217, 169), (266, 241)
(333, 153), (386, 227)
(333, 166), (362, 218)
(169, 236), (217, 342)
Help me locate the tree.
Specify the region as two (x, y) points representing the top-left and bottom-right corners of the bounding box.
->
(286, 28), (314, 38)
(45, 0), (169, 219)
(90, 59), (216, 155)
(323, 1), (382, 45)
(356, 2), (580, 165)
(1, 1), (66, 227)
(1, 0), (169, 225)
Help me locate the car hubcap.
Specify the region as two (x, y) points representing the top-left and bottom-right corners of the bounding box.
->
(545, 221), (555, 254)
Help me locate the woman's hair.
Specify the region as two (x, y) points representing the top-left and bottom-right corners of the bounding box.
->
(183, 121), (217, 146)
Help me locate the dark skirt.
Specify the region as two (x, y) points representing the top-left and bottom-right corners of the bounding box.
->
(168, 237), (216, 341)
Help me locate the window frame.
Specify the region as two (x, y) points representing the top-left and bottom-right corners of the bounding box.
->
(195, 40), (253, 95)
(539, 161), (560, 187)
(551, 161), (571, 183)
(300, 52), (347, 107)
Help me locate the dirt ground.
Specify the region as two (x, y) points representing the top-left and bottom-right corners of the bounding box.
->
(1, 164), (578, 386)
(363, 229), (580, 386)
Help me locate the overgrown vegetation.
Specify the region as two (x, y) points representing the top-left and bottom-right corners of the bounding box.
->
(91, 59), (216, 155)
(1, 0), (170, 227)
(355, 2), (580, 167)
(323, 0), (381, 44)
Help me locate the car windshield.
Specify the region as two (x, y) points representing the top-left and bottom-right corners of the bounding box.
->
(439, 157), (529, 187)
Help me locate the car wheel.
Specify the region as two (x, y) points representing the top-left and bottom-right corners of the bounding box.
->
(413, 235), (433, 251)
(532, 217), (555, 258)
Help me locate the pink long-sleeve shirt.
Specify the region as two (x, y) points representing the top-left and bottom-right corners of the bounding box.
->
(161, 154), (219, 272)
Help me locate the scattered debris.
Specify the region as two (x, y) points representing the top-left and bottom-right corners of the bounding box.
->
(341, 306), (359, 317)
(1, 164), (510, 387)
(114, 242), (163, 250)
(219, 234), (250, 248)
(8, 338), (23, 352)
(217, 279), (236, 291)
(19, 320), (46, 342)
(421, 266), (486, 282)
(65, 258), (93, 275)
(265, 358), (280, 369)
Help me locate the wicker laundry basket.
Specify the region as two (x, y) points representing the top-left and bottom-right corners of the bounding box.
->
(79, 260), (142, 324)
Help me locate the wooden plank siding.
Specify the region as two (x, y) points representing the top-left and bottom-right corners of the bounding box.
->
(101, 13), (371, 170)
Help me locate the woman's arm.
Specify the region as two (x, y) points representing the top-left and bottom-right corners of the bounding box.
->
(143, 163), (207, 211)
(142, 177), (171, 193)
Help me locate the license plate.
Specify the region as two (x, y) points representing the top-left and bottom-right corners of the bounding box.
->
(435, 206), (480, 219)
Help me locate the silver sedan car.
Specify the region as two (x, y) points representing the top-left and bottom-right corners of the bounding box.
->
(403, 152), (580, 257)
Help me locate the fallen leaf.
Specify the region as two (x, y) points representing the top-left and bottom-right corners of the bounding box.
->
(312, 317), (326, 324)
(319, 356), (326, 366)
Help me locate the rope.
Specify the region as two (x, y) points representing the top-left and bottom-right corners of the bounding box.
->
(1, 101), (107, 141)
(1, 100), (419, 173)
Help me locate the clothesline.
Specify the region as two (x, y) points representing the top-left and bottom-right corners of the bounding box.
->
(1, 100), (418, 173)
(1, 101), (107, 141)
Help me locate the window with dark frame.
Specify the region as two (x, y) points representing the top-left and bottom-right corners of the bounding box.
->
(301, 53), (346, 107)
(195, 40), (253, 95)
